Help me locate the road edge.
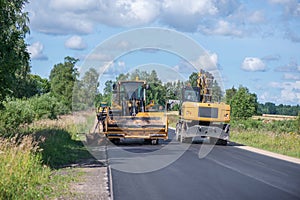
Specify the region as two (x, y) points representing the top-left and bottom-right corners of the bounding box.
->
(105, 142), (114, 200)
(233, 145), (300, 165)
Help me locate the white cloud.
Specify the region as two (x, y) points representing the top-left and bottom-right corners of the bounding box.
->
(248, 10), (266, 23)
(191, 52), (218, 71)
(199, 20), (243, 37)
(96, 0), (161, 27)
(162, 0), (218, 16)
(241, 57), (267, 72)
(161, 0), (241, 32)
(25, 0), (299, 42)
(25, 0), (242, 35)
(27, 42), (48, 60)
(269, 81), (300, 104)
(27, 0), (96, 34)
(65, 36), (87, 50)
(49, 0), (97, 11)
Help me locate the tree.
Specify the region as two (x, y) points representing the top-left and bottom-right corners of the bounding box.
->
(73, 68), (99, 109)
(0, 0), (30, 101)
(230, 86), (258, 119)
(49, 57), (79, 110)
(225, 86), (237, 104)
(188, 72), (198, 87)
(265, 102), (276, 114)
(101, 80), (113, 106)
(212, 80), (223, 102)
(13, 74), (50, 98)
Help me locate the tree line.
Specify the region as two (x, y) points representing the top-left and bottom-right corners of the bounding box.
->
(96, 70), (223, 109)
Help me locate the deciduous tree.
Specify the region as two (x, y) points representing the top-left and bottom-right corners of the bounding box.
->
(49, 57), (79, 110)
(0, 0), (30, 101)
(230, 86), (258, 119)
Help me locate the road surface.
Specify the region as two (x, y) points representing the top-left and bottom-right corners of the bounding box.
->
(107, 129), (300, 200)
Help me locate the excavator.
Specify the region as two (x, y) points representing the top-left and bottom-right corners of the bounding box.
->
(96, 79), (168, 145)
(175, 70), (230, 145)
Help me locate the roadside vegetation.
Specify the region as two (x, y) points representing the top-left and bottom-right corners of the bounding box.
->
(0, 112), (95, 200)
(231, 116), (300, 158)
(231, 129), (300, 158)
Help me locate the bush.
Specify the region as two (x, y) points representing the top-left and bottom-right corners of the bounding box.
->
(0, 94), (70, 137)
(29, 94), (69, 120)
(0, 98), (35, 135)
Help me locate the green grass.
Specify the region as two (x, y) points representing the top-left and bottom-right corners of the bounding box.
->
(35, 128), (93, 169)
(231, 118), (300, 158)
(0, 112), (97, 199)
(0, 136), (52, 200)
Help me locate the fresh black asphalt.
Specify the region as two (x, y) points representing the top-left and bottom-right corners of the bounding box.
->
(108, 129), (300, 200)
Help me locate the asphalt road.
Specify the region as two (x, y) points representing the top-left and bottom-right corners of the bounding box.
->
(108, 129), (300, 200)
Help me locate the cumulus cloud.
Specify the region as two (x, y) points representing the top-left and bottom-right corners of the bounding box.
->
(199, 20), (243, 37)
(27, 42), (48, 60)
(25, 0), (299, 42)
(65, 36), (87, 50)
(269, 80), (300, 104)
(97, 0), (161, 27)
(241, 57), (267, 72)
(191, 52), (218, 71)
(160, 0), (219, 31)
(26, 0), (160, 35)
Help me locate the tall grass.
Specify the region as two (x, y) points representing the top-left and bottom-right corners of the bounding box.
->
(0, 136), (52, 200)
(231, 130), (300, 158)
(0, 111), (96, 199)
(231, 117), (300, 158)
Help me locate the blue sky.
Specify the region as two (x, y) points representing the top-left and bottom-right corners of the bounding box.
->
(25, 0), (300, 105)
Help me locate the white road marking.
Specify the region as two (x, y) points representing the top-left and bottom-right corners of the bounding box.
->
(233, 145), (300, 165)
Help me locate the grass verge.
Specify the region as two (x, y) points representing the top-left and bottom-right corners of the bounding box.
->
(0, 111), (97, 199)
(231, 118), (300, 158)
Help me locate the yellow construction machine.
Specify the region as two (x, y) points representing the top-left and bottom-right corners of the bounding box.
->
(175, 71), (230, 145)
(97, 79), (168, 145)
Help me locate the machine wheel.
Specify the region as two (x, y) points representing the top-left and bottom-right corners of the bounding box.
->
(144, 139), (152, 145)
(217, 139), (228, 146)
(210, 138), (227, 146)
(110, 138), (120, 145)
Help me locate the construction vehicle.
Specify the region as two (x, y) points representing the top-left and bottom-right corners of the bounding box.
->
(175, 70), (230, 145)
(96, 79), (168, 145)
